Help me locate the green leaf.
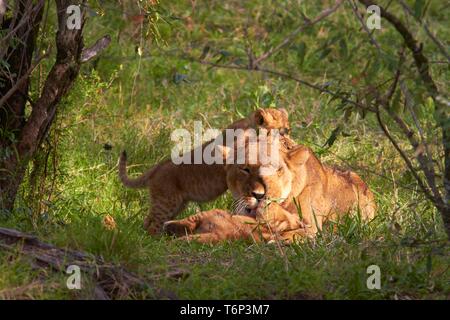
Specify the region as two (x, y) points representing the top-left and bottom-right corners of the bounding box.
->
(322, 126), (342, 148)
(414, 0), (425, 19)
(296, 41), (307, 67)
(381, 52), (397, 72)
(261, 92), (273, 107)
(319, 47), (332, 59)
(391, 90), (403, 115)
(0, 59), (10, 71)
(365, 58), (381, 83)
(339, 38), (348, 59)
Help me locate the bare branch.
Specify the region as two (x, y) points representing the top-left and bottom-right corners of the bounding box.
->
(398, 0), (450, 63)
(359, 0), (449, 237)
(358, 0), (440, 97)
(350, 0), (381, 53)
(0, 0), (44, 61)
(375, 106), (436, 206)
(182, 53), (376, 113)
(0, 50), (49, 108)
(242, 24), (257, 70)
(400, 80), (440, 190)
(371, 49), (443, 208)
(385, 47), (405, 103)
(352, 4), (443, 211)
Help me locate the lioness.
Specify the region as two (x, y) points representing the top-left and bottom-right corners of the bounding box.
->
(226, 143), (377, 238)
(163, 201), (306, 244)
(119, 108), (294, 234)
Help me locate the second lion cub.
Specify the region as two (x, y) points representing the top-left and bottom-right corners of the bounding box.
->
(163, 201), (306, 244)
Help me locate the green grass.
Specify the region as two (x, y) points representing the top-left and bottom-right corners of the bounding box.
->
(0, 0), (448, 299)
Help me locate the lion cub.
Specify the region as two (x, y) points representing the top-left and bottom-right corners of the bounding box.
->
(163, 202), (306, 244)
(119, 108), (293, 235)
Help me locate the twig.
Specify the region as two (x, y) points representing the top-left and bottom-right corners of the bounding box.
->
(384, 47), (405, 103)
(375, 106), (437, 207)
(0, 0), (45, 61)
(130, 4), (144, 107)
(182, 53), (376, 113)
(371, 48), (442, 207)
(358, 0), (440, 97)
(400, 80), (440, 190)
(398, 0), (450, 63)
(0, 51), (49, 108)
(305, 139), (427, 195)
(359, 25), (443, 210)
(252, 0), (345, 67)
(350, 0), (381, 53)
(242, 23), (256, 70)
(359, 0), (449, 236)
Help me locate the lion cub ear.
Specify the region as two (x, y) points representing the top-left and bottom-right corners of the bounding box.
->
(251, 108), (268, 127)
(286, 145), (311, 166)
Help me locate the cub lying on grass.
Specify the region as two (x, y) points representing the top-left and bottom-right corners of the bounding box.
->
(163, 202), (306, 244)
(119, 108), (294, 235)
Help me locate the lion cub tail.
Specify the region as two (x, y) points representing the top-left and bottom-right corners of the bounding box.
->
(118, 151), (157, 189)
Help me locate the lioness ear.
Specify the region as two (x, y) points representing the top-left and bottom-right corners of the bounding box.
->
(252, 108), (266, 126)
(287, 145), (311, 166)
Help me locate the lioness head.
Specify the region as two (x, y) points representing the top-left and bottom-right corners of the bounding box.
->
(225, 138), (311, 216)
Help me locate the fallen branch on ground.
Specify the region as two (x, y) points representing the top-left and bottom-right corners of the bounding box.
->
(0, 226), (176, 299)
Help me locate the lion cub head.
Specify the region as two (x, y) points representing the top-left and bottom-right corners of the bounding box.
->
(249, 108), (290, 136)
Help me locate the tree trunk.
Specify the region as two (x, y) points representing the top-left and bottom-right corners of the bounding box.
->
(0, 0), (85, 213)
(0, 0), (44, 212)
